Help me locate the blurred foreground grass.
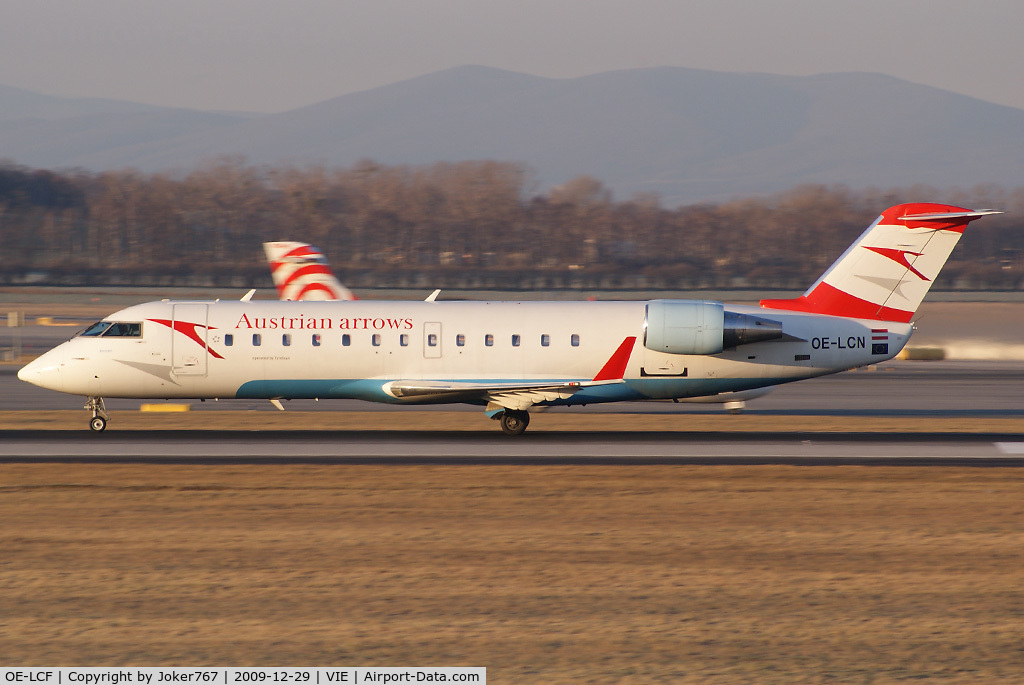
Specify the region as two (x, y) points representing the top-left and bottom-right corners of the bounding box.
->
(2, 464), (1024, 682)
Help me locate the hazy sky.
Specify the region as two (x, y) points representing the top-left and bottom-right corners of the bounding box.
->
(3, 0), (1023, 113)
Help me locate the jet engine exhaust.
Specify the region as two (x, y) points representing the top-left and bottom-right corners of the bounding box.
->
(723, 311), (784, 348)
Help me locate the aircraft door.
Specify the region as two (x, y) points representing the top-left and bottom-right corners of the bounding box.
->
(172, 303), (209, 376)
(424, 322), (442, 359)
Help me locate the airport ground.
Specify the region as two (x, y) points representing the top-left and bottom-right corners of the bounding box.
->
(4, 463), (1024, 683)
(3, 289), (1024, 681)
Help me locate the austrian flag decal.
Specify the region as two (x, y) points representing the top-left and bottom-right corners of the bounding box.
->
(871, 328), (889, 355)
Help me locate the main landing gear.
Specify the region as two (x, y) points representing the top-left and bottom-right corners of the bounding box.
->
(86, 396), (109, 432)
(499, 409), (530, 436)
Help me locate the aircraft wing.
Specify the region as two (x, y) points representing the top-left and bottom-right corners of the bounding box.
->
(382, 336), (637, 411)
(383, 378), (622, 410)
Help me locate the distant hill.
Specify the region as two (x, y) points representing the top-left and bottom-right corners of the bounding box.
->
(0, 83), (169, 122)
(0, 84), (255, 171)
(2, 67), (1024, 204)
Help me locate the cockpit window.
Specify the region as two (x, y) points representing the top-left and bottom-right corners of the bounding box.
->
(80, 321), (112, 337)
(80, 321), (141, 337)
(102, 322), (142, 337)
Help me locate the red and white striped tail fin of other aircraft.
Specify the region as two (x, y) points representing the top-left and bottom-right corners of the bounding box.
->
(263, 241), (356, 301)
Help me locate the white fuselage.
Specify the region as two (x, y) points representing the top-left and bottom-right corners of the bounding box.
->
(20, 298), (912, 407)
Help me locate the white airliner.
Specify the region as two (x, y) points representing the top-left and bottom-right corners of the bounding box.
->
(263, 241), (356, 301)
(19, 203), (1000, 435)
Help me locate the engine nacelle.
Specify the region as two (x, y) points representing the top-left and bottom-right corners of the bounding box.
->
(643, 300), (784, 355)
(644, 300), (724, 355)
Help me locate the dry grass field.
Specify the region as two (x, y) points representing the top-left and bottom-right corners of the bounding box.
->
(3, 463), (1024, 683)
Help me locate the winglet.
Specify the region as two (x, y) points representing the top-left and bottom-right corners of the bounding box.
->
(592, 337), (636, 382)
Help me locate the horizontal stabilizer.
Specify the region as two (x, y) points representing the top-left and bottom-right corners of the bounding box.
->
(899, 209), (1001, 222)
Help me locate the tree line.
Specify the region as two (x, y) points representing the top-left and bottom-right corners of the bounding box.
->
(1, 158), (1022, 291)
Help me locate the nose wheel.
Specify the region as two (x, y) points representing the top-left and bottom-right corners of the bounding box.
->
(500, 409), (530, 436)
(85, 396), (109, 432)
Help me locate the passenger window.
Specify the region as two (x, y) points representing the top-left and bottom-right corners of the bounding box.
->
(225, 334), (234, 347)
(541, 334), (550, 347)
(428, 333), (438, 347)
(571, 333), (580, 347)
(485, 334), (494, 347)
(282, 334), (292, 346)
(312, 334), (321, 347)
(342, 334), (351, 347)
(400, 334), (409, 347)
(372, 334), (381, 347)
(253, 334), (262, 346)
(511, 334), (521, 347)
(456, 334), (465, 347)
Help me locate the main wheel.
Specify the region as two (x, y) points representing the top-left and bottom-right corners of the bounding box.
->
(89, 416), (107, 432)
(500, 410), (530, 436)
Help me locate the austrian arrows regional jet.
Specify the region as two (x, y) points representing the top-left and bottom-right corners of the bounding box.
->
(18, 203), (1000, 434)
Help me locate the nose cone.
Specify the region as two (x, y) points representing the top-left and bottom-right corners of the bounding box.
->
(18, 353), (63, 392)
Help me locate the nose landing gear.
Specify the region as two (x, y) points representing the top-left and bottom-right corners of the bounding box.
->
(85, 396), (109, 432)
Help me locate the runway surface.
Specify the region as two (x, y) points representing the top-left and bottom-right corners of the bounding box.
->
(3, 429), (1024, 465)
(4, 358), (1024, 415)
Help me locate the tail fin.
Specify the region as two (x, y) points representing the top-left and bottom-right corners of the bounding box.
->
(760, 203), (1000, 322)
(263, 241), (356, 301)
